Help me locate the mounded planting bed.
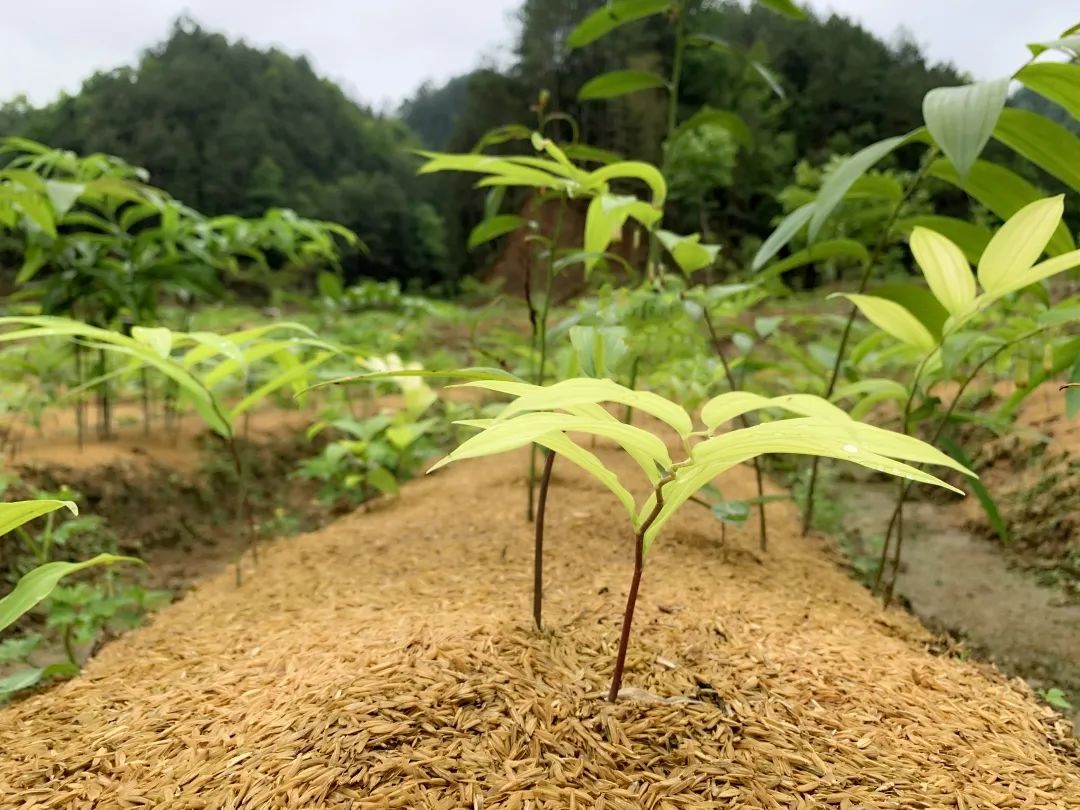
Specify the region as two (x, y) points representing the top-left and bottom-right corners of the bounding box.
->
(1, 448), (1076, 808)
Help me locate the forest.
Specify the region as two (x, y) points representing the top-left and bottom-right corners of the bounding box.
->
(0, 0), (1078, 806)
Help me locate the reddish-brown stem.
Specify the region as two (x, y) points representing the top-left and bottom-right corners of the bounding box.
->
(608, 479), (669, 702)
(533, 449), (555, 630)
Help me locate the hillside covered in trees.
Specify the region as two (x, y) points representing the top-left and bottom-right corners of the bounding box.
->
(1, 2), (968, 289)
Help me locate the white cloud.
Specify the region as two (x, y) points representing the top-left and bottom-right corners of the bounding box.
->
(0, 1), (1073, 109)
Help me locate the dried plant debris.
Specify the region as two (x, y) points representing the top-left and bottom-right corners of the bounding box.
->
(1, 451), (1076, 808)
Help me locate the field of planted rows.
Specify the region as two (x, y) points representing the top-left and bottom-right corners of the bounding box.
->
(1, 1), (1079, 806)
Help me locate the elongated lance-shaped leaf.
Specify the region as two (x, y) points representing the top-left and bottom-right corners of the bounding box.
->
(0, 555), (141, 633)
(477, 378), (694, 436)
(993, 108), (1080, 192)
(909, 227), (976, 318)
(579, 70), (669, 101)
(701, 392), (853, 431)
(987, 249), (1080, 302)
(756, 0), (806, 18)
(656, 230), (721, 274)
(757, 239), (868, 280)
(977, 195), (1064, 297)
(539, 432), (638, 522)
(179, 322), (315, 368)
(586, 162), (667, 205)
(0, 500), (77, 538)
(928, 159), (1075, 256)
(429, 412), (673, 473)
(468, 215), (527, 250)
(753, 202), (815, 271)
(568, 0), (673, 48)
(302, 367), (521, 394)
(0, 317), (230, 436)
(231, 351), (334, 418)
(131, 326), (173, 358)
(922, 79), (1010, 179)
(832, 294), (938, 352)
(896, 216), (992, 265)
(809, 133), (912, 242)
(1015, 62), (1080, 123)
(641, 417), (967, 550)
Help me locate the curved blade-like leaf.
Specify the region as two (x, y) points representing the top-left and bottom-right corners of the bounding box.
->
(909, 227), (975, 318)
(430, 411), (673, 472)
(832, 293), (938, 352)
(928, 159), (1075, 256)
(0, 555), (141, 633)
(1015, 62), (1080, 123)
(568, 0), (673, 48)
(673, 107), (752, 148)
(657, 230), (720, 274)
(896, 216), (992, 265)
(922, 78), (1010, 179)
(977, 196), (1064, 296)
(753, 202), (815, 271)
(0, 500), (77, 538)
(579, 70), (668, 101)
(756, 0), (806, 18)
(489, 378), (693, 436)
(809, 134), (911, 241)
(993, 108), (1080, 192)
(757, 239), (868, 279)
(467, 215), (526, 250)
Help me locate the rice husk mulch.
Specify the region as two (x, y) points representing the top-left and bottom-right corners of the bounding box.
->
(1, 448), (1077, 808)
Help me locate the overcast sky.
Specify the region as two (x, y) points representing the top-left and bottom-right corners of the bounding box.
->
(0, 1), (1074, 111)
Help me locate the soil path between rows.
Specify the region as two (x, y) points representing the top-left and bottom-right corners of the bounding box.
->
(1, 449), (1077, 808)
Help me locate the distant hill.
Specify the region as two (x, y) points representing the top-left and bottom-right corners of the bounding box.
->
(1, 19), (449, 287)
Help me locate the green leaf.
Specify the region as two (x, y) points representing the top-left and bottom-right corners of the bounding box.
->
(539, 432), (637, 521)
(922, 78), (1010, 179)
(431, 411), (673, 472)
(44, 180), (85, 218)
(0, 500), (78, 538)
(484, 377), (693, 436)
(0, 554), (140, 633)
(562, 144), (624, 165)
(579, 70), (669, 101)
(656, 230), (720, 274)
(755, 0), (806, 18)
(568, 0), (673, 48)
(231, 351), (334, 418)
(940, 437), (1007, 542)
(977, 196), (1064, 297)
(1016, 62), (1080, 123)
(673, 107), (752, 148)
(366, 466), (400, 497)
(896, 216), (992, 265)
(643, 416), (967, 550)
(871, 283), (949, 341)
(467, 215), (526, 250)
(757, 239), (868, 279)
(927, 158), (1075, 256)
(909, 227), (975, 318)
(993, 107), (1080, 192)
(809, 134), (910, 241)
(700, 392), (849, 431)
(753, 202), (815, 271)
(1027, 35), (1080, 58)
(712, 500), (751, 525)
(0, 668), (45, 699)
(833, 294), (938, 352)
(751, 61), (785, 99)
(131, 326), (173, 359)
(587, 161), (667, 204)
(583, 194), (660, 274)
(569, 326), (630, 379)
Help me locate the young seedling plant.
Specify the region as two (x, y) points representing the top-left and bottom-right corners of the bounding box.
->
(430, 377), (972, 701)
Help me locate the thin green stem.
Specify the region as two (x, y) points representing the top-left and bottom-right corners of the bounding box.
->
(701, 306), (768, 551)
(873, 325), (1055, 601)
(801, 146), (939, 536)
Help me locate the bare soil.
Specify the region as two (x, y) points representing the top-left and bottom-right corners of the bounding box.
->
(1, 448), (1076, 807)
